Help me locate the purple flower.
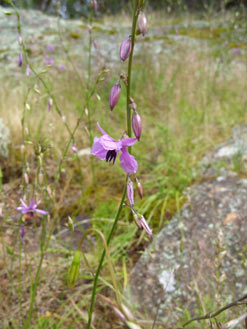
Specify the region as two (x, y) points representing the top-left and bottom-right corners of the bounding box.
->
(72, 145), (78, 153)
(47, 44), (54, 52)
(132, 112), (142, 140)
(127, 180), (134, 207)
(120, 39), (132, 62)
(109, 83), (121, 111)
(233, 47), (240, 55)
(17, 198), (48, 217)
(44, 55), (54, 66)
(138, 12), (148, 36)
(20, 225), (25, 244)
(18, 53), (23, 67)
(91, 123), (138, 174)
(58, 64), (67, 72)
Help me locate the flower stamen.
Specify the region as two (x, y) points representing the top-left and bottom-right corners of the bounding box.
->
(106, 150), (117, 164)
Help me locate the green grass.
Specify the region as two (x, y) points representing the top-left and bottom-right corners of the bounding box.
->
(0, 8), (247, 329)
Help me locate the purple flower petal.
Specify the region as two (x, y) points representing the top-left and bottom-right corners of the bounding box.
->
(29, 198), (36, 209)
(97, 122), (108, 135)
(91, 137), (109, 160)
(20, 199), (28, 208)
(120, 147), (138, 173)
(127, 180), (134, 207)
(121, 137), (137, 147)
(35, 209), (48, 215)
(100, 134), (119, 151)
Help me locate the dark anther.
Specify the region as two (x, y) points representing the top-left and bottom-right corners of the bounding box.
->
(106, 150), (117, 164)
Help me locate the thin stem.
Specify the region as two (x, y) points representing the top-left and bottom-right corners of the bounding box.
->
(87, 185), (127, 329)
(25, 217), (47, 328)
(127, 1), (139, 138)
(87, 2), (140, 328)
(182, 293), (247, 327)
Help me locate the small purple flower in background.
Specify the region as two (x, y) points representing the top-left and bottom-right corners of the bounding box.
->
(132, 112), (142, 140)
(91, 123), (138, 174)
(20, 225), (25, 244)
(109, 83), (121, 111)
(127, 179), (134, 207)
(224, 41), (229, 47)
(93, 0), (98, 12)
(18, 53), (23, 67)
(58, 64), (67, 72)
(138, 12), (148, 36)
(120, 39), (132, 62)
(18, 35), (22, 46)
(233, 47), (240, 55)
(26, 65), (30, 76)
(44, 55), (54, 66)
(47, 44), (54, 52)
(17, 198), (48, 217)
(72, 145), (78, 153)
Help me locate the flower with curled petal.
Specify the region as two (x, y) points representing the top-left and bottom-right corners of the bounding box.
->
(17, 198), (48, 217)
(91, 123), (138, 174)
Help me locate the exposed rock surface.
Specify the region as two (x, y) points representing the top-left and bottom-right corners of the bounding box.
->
(128, 126), (247, 327)
(0, 118), (10, 158)
(1, 6), (246, 81)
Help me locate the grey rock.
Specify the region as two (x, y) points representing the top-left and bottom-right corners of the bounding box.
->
(199, 125), (247, 177)
(0, 118), (10, 158)
(128, 175), (247, 325)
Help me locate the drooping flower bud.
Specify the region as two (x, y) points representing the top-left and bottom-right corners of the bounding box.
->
(138, 12), (148, 36)
(132, 112), (142, 140)
(47, 98), (53, 111)
(127, 180), (134, 207)
(18, 53), (23, 67)
(135, 177), (143, 199)
(120, 39), (132, 62)
(139, 215), (152, 237)
(109, 83), (121, 111)
(18, 35), (22, 46)
(26, 65), (30, 77)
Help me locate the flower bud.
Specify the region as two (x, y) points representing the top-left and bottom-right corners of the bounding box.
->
(127, 180), (134, 207)
(109, 83), (121, 111)
(18, 35), (22, 45)
(26, 65), (30, 77)
(18, 53), (23, 67)
(138, 12), (148, 36)
(135, 178), (143, 199)
(120, 39), (132, 62)
(47, 98), (53, 111)
(139, 216), (152, 237)
(132, 112), (142, 140)
(72, 145), (78, 153)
